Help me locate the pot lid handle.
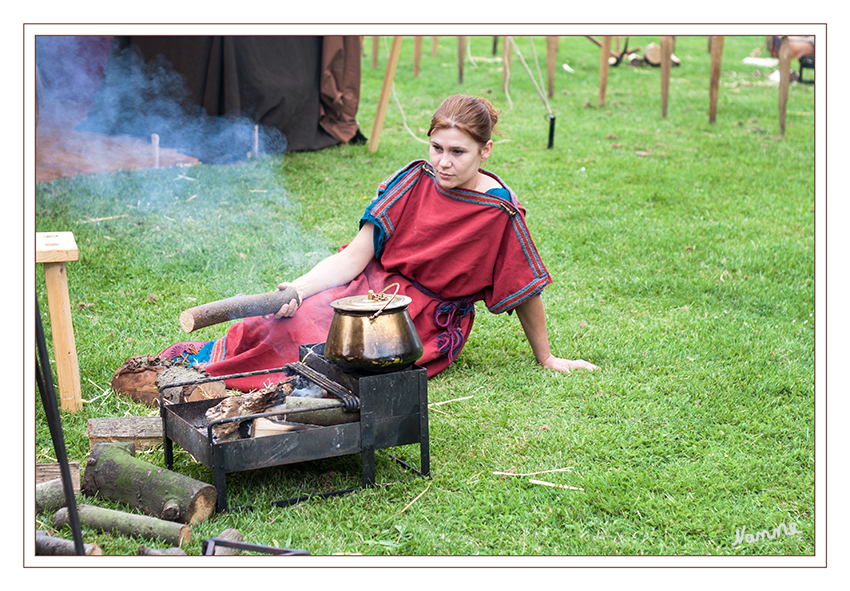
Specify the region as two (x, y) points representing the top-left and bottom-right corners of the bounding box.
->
(369, 283), (400, 321)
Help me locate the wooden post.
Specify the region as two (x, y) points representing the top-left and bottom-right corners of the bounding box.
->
(503, 36), (512, 94)
(432, 36), (439, 57)
(660, 35), (674, 118)
(151, 133), (159, 168)
(546, 36), (558, 98)
(414, 36), (423, 77)
(709, 35), (724, 124)
(458, 36), (465, 84)
(372, 36), (379, 70)
(779, 35), (791, 137)
(36, 232), (82, 412)
(368, 36), (403, 153)
(599, 35), (612, 107)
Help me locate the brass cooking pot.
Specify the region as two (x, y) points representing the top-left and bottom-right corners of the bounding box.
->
(325, 285), (423, 373)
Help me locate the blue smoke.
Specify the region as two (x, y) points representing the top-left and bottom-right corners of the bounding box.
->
(76, 44), (287, 164)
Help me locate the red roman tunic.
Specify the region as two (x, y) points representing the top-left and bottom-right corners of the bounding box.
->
(166, 160), (552, 391)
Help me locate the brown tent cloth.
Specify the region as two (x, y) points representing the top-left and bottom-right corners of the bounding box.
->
(75, 36), (363, 161)
(318, 36), (362, 145)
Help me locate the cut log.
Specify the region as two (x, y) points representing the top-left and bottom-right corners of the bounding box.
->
(157, 365), (226, 405)
(54, 504), (191, 546)
(644, 42), (681, 67)
(211, 528), (244, 555)
(179, 286), (299, 333)
(36, 462), (80, 491)
(87, 416), (163, 450)
(82, 442), (216, 525)
(111, 355), (226, 407)
(36, 531), (102, 555)
(138, 545), (188, 556)
(36, 477), (72, 513)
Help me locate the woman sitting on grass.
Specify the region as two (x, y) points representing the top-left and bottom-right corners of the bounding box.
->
(162, 94), (597, 390)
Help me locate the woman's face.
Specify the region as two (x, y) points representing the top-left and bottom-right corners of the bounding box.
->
(428, 127), (492, 191)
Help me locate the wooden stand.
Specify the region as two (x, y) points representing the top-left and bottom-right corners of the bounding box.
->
(503, 36), (512, 94)
(778, 36), (791, 137)
(660, 35), (674, 118)
(368, 36), (403, 153)
(599, 36), (612, 107)
(36, 232), (82, 412)
(458, 36), (466, 84)
(546, 36), (558, 98)
(709, 36), (724, 124)
(414, 36), (423, 77)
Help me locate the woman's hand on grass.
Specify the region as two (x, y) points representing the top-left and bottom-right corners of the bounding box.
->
(541, 354), (599, 373)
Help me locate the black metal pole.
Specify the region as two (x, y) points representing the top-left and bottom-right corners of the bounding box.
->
(547, 114), (556, 149)
(35, 300), (85, 555)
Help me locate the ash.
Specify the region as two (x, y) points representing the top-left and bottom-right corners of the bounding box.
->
(289, 376), (328, 398)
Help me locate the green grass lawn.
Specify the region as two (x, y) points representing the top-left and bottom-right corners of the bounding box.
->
(33, 35), (815, 557)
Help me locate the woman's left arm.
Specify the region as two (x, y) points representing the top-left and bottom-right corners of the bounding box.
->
(514, 294), (599, 373)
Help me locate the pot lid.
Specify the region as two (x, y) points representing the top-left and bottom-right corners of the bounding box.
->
(331, 291), (413, 313)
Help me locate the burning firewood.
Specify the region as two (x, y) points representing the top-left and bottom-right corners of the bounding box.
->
(205, 378), (295, 439)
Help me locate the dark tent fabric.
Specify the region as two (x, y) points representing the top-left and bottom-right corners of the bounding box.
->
(76, 36), (362, 162)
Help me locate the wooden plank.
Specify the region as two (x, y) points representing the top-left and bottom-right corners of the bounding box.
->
(88, 416), (164, 450)
(43, 261), (82, 411)
(660, 35), (674, 118)
(36, 232), (78, 264)
(432, 36), (439, 57)
(598, 35), (612, 107)
(368, 36), (403, 153)
(778, 35), (791, 137)
(36, 462), (81, 493)
(709, 36), (724, 124)
(372, 36), (379, 70)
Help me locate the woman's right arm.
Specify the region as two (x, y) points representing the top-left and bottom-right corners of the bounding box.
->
(273, 222), (377, 318)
